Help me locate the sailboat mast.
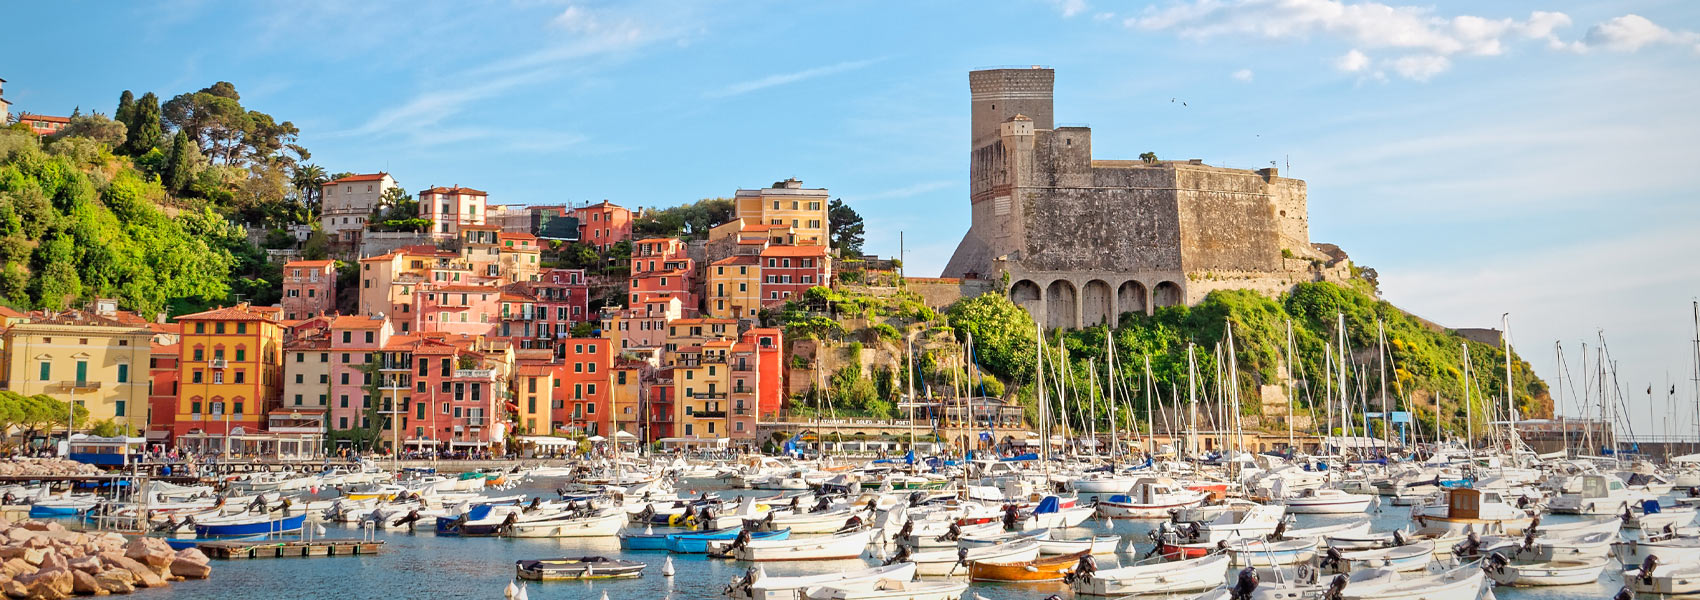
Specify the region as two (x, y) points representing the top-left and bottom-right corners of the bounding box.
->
(1035, 320), (1049, 472)
(1187, 343), (1198, 460)
(1104, 334), (1118, 461)
(1377, 320), (1390, 454)
(1144, 355), (1156, 457)
(1502, 314), (1517, 449)
(1286, 320), (1297, 453)
(1462, 342), (1473, 457)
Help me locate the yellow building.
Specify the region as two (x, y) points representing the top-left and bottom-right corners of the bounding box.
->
(664, 317), (737, 359)
(498, 232), (542, 283)
(514, 363), (555, 435)
(706, 255), (763, 319)
(173, 304), (285, 442)
(674, 340), (732, 439)
(609, 360), (648, 440)
(1, 310), (154, 433)
(733, 178), (830, 247)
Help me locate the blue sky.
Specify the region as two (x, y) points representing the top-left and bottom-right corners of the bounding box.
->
(5, 0), (1700, 438)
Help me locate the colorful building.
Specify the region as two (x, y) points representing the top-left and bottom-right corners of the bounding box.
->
(326, 314), (390, 433)
(147, 342), (179, 446)
(629, 238), (696, 309)
(320, 173), (395, 244)
(418, 185), (488, 236)
(572, 200), (632, 250)
(673, 340), (732, 440)
(760, 245), (831, 307)
(555, 338), (613, 437)
(19, 114), (70, 137)
(1, 310), (155, 435)
(281, 260), (337, 320)
(498, 232), (541, 283)
(733, 178), (831, 247)
(172, 304), (287, 450)
(706, 255), (762, 319)
(415, 284), (500, 338)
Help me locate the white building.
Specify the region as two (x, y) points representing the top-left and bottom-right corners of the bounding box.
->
(320, 173), (396, 244)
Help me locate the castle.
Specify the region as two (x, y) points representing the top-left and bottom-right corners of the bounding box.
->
(943, 67), (1347, 329)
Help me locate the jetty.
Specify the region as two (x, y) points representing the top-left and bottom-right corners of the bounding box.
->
(195, 539), (386, 560)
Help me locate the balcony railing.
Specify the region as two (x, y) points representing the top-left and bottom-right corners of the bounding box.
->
(696, 410), (727, 419)
(733, 407), (751, 416)
(650, 414), (674, 422)
(466, 417), (487, 426)
(209, 359), (228, 369)
(454, 369), (495, 379)
(67, 380), (102, 391)
(692, 392), (727, 400)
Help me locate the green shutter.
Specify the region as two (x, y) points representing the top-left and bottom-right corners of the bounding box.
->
(38, 362), (49, 380)
(75, 361), (88, 383)
(117, 364), (129, 383)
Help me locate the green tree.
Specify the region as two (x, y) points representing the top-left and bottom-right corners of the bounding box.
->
(165, 131), (198, 194)
(53, 114), (128, 149)
(828, 198), (864, 258)
(121, 92), (164, 156)
(1139, 151), (1158, 163)
(113, 91), (135, 133)
(291, 163), (327, 219)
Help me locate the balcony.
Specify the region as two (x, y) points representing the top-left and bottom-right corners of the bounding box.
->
(696, 410), (727, 419)
(209, 359), (228, 369)
(733, 407), (751, 416)
(649, 414), (674, 422)
(378, 361), (410, 372)
(692, 392), (727, 400)
(466, 418), (487, 426)
(66, 380), (102, 392)
(454, 369), (495, 379)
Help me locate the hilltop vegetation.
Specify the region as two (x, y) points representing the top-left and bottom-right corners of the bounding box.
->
(941, 281), (1549, 441)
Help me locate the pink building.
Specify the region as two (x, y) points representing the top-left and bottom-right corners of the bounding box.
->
(418, 186), (488, 236)
(600, 293), (684, 351)
(281, 260), (337, 320)
(327, 314), (392, 432)
(630, 237), (696, 309)
(572, 200), (632, 250)
(415, 284), (500, 338)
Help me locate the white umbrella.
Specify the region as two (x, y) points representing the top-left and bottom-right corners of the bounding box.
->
(586, 435), (607, 442)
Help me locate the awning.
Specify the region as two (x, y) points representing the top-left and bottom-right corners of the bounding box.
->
(586, 435), (607, 442)
(614, 430), (638, 440)
(518, 435), (575, 447)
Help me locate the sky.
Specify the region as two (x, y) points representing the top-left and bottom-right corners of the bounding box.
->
(4, 0), (1699, 439)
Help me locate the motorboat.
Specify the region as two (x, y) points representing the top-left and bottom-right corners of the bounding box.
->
(1276, 488), (1374, 514)
(727, 562), (918, 600)
(724, 528), (873, 561)
(192, 511), (306, 537)
(514, 556), (646, 580)
(897, 538), (1042, 577)
(1039, 534), (1122, 555)
(1624, 499), (1698, 530)
(968, 550), (1088, 582)
(1225, 537), (1317, 566)
(1547, 473), (1654, 515)
(1478, 530), (1615, 561)
(1069, 551), (1228, 596)
(504, 509), (626, 538)
(1626, 556), (1700, 596)
(1482, 554), (1608, 587)
(801, 579), (967, 600)
(671, 527), (791, 554)
(1409, 487), (1532, 534)
(1096, 478), (1209, 519)
(1315, 541), (1435, 574)
(1278, 516), (1373, 541)
(1614, 530), (1700, 564)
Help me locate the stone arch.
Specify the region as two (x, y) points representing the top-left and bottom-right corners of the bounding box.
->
(1153, 281), (1183, 308)
(1117, 281), (1148, 317)
(1044, 280), (1077, 330)
(1081, 279), (1113, 327)
(1009, 279), (1042, 317)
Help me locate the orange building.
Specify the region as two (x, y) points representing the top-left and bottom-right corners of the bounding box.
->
(172, 304), (286, 451)
(572, 200), (632, 250)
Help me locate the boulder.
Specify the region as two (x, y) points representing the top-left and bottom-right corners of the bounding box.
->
(167, 549), (210, 579)
(17, 550), (42, 567)
(20, 536), (46, 550)
(122, 537), (174, 570)
(69, 569), (103, 596)
(22, 568), (73, 600)
(0, 578), (26, 599)
(3, 530), (35, 545)
(19, 522), (51, 532)
(37, 551), (65, 571)
(0, 558), (29, 578)
(92, 570), (134, 595)
(67, 556), (102, 574)
(108, 557), (164, 588)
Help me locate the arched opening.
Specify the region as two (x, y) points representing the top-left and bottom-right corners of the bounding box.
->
(1082, 279), (1113, 327)
(1153, 281), (1183, 308)
(1044, 280), (1077, 330)
(1117, 281), (1148, 318)
(1009, 279), (1042, 317)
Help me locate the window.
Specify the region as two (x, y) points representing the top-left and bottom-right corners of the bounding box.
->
(195, 323), (205, 334)
(237, 323), (247, 334)
(320, 353), (329, 363)
(117, 364), (129, 383)
(192, 370), (203, 383)
(38, 361), (50, 381)
(115, 401), (126, 417)
(212, 371), (224, 384)
(235, 348), (246, 362)
(342, 332), (351, 344)
(215, 323), (225, 334)
(193, 348), (204, 361)
(234, 371), (245, 384)
(75, 361), (87, 383)
(294, 394), (303, 405)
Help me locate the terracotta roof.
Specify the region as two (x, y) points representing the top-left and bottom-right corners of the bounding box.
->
(515, 364), (554, 377)
(147, 322), (182, 335)
(0, 306), (24, 318)
(360, 252), (400, 263)
(633, 237), (680, 245)
(419, 186), (487, 196)
(499, 232), (537, 241)
(760, 245), (828, 258)
(176, 304), (281, 322)
(20, 114), (69, 124)
(712, 255), (761, 266)
(670, 318), (736, 325)
(152, 343), (180, 354)
(324, 173), (388, 185)
(331, 315), (386, 329)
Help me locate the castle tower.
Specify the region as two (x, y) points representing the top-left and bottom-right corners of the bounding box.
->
(970, 67), (1053, 150)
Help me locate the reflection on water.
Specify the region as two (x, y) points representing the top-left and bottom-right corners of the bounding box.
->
(130, 482), (1626, 600)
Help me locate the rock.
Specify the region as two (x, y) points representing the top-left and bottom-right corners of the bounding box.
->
(37, 551), (65, 571)
(3, 530), (35, 545)
(67, 556), (101, 574)
(20, 536), (46, 550)
(167, 549), (209, 579)
(70, 569), (103, 596)
(108, 557), (164, 588)
(122, 538), (174, 570)
(18, 549), (42, 567)
(1, 578), (26, 599)
(19, 522), (50, 532)
(92, 570), (133, 595)
(0, 558), (29, 578)
(22, 568), (73, 600)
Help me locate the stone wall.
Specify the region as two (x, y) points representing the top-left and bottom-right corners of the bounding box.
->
(905, 278), (996, 310)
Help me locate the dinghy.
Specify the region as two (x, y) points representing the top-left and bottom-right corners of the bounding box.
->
(895, 539), (1042, 577)
(1069, 552), (1229, 596)
(1316, 541), (1435, 574)
(1626, 556), (1700, 596)
(1226, 537), (1318, 566)
(1482, 553), (1608, 587)
(801, 579), (967, 600)
(514, 556), (646, 580)
(724, 528), (874, 561)
(671, 527), (790, 554)
(1277, 488), (1375, 514)
(504, 510), (626, 538)
(1039, 534), (1121, 555)
(726, 562), (918, 600)
(968, 550), (1087, 582)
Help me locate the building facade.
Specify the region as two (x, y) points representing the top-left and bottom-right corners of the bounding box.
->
(172, 304), (286, 446)
(320, 173), (395, 244)
(418, 185), (489, 236)
(572, 200), (632, 250)
(1, 311), (155, 434)
(281, 260), (337, 320)
(734, 179), (831, 247)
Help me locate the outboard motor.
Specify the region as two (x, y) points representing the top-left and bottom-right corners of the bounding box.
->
(884, 545), (912, 566)
(1269, 520), (1288, 541)
(497, 512), (519, 534)
(178, 515), (197, 532)
(1320, 547), (1343, 571)
(1323, 574), (1349, 600)
(391, 509), (423, 528)
(1003, 504), (1021, 530)
(1229, 567), (1259, 600)
(865, 498), (878, 513)
(727, 529), (753, 554)
(813, 496), (831, 513)
(953, 546), (970, 567)
(907, 491), (926, 507)
(1615, 586), (1636, 600)
(248, 495), (267, 512)
(938, 521), (963, 542)
(525, 497), (542, 513)
(839, 515), (863, 532)
(1063, 554), (1097, 584)
(1392, 529), (1407, 547)
(1641, 555), (1661, 584)
(1486, 552), (1509, 575)
(789, 496), (802, 511)
(897, 519), (914, 541)
(151, 516), (179, 533)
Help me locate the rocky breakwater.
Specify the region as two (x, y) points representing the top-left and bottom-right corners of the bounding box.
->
(0, 519), (210, 599)
(0, 460), (99, 478)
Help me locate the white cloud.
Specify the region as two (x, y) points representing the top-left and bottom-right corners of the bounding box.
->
(1389, 54), (1449, 81)
(1051, 0), (1088, 18)
(1581, 14), (1700, 53)
(1232, 68), (1254, 82)
(1334, 49), (1371, 72)
(706, 58), (882, 98)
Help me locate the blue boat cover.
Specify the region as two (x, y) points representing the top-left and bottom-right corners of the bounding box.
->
(999, 453), (1038, 462)
(1035, 496), (1061, 514)
(1644, 499), (1663, 514)
(1107, 494), (1132, 504)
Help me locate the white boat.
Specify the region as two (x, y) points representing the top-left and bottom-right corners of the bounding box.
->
(1547, 474), (1654, 515)
(1277, 488), (1374, 514)
(729, 528), (873, 561)
(1482, 555), (1608, 587)
(1039, 534), (1122, 555)
(1097, 477), (1209, 519)
(1070, 472), (1141, 494)
(1317, 541), (1435, 574)
(900, 539), (1042, 577)
(1279, 516), (1372, 541)
(1479, 530), (1615, 561)
(1409, 488), (1532, 534)
(1310, 563), (1484, 600)
(1614, 531), (1700, 564)
(802, 579), (967, 600)
(1070, 552), (1229, 596)
(504, 510), (626, 538)
(729, 562), (918, 600)
(1626, 556), (1700, 596)
(1167, 500), (1287, 544)
(1226, 537), (1317, 566)
(1625, 500), (1698, 530)
(762, 508), (861, 535)
(896, 522), (1001, 550)
(956, 528), (1048, 549)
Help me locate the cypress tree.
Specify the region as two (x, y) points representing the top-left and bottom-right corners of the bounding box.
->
(123, 93), (164, 156)
(114, 91), (135, 131)
(165, 131), (196, 194)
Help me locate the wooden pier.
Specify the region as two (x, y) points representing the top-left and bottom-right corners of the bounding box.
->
(195, 539), (385, 560)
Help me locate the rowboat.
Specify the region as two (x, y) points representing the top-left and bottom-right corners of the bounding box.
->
(1626, 556), (1700, 596)
(957, 527), (1048, 549)
(802, 579), (968, 600)
(1226, 537), (1317, 566)
(1277, 489), (1375, 514)
(1279, 516), (1372, 541)
(900, 539), (1042, 577)
(504, 510), (626, 538)
(1482, 554), (1608, 587)
(1479, 530), (1615, 561)
(896, 522), (1001, 550)
(1334, 563), (1484, 600)
(192, 512), (306, 537)
(969, 550), (1087, 582)
(514, 556), (646, 580)
(671, 527), (791, 553)
(28, 497), (99, 517)
(761, 508), (861, 534)
(1316, 541), (1435, 574)
(726, 528), (873, 561)
(1069, 552), (1228, 596)
(1614, 531), (1700, 564)
(1039, 534), (1121, 555)
(727, 562), (918, 600)
(618, 526), (677, 551)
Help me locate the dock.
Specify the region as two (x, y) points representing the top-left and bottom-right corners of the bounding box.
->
(195, 539), (386, 560)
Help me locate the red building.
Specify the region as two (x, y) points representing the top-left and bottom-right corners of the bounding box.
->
(19, 114), (69, 136)
(572, 200), (632, 250)
(496, 268), (591, 355)
(630, 238), (696, 309)
(759, 245), (831, 307)
(554, 337), (613, 437)
(743, 327), (785, 416)
(647, 368), (675, 441)
(281, 260), (337, 320)
(147, 342), (180, 447)
(381, 335), (505, 452)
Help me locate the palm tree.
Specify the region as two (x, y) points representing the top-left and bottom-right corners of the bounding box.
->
(291, 163), (328, 222)
(1139, 152), (1158, 164)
